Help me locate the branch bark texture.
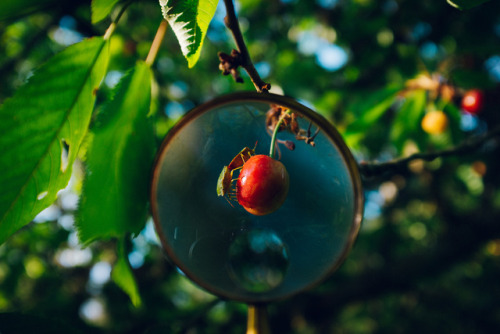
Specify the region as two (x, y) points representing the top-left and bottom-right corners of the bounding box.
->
(222, 0), (270, 92)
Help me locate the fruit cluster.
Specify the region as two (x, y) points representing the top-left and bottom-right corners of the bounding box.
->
(406, 73), (486, 135)
(420, 88), (485, 135)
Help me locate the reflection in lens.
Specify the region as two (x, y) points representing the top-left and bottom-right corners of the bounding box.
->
(228, 229), (289, 293)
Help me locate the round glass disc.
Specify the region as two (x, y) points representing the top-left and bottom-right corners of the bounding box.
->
(151, 92), (363, 303)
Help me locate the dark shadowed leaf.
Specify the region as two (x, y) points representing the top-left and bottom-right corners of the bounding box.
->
(0, 0), (59, 21)
(0, 312), (86, 334)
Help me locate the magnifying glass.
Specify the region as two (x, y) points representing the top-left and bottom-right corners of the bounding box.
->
(150, 91), (363, 332)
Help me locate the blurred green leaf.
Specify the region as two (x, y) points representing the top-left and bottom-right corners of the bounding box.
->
(0, 0), (58, 21)
(450, 69), (494, 90)
(112, 238), (142, 307)
(390, 90), (427, 151)
(344, 85), (402, 147)
(443, 100), (466, 144)
(91, 0), (121, 24)
(446, 0), (490, 10)
(0, 37), (109, 245)
(77, 61), (155, 244)
(159, 0), (218, 68)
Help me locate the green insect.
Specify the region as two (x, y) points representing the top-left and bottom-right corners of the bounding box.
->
(216, 165), (233, 199)
(216, 144), (257, 204)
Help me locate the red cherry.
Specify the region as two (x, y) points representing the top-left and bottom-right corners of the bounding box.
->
(236, 155), (289, 216)
(461, 89), (484, 114)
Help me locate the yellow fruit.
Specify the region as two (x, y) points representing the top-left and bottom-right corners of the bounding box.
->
(421, 110), (448, 135)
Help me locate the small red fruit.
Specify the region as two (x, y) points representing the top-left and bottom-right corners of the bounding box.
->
(236, 155), (289, 216)
(461, 89), (484, 114)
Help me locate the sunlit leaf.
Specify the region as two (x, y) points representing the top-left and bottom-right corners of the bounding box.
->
(77, 61), (155, 244)
(91, 0), (121, 24)
(159, 0), (218, 68)
(111, 238), (142, 307)
(0, 37), (109, 245)
(446, 0), (490, 10)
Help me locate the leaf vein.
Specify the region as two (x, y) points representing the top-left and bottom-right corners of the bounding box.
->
(0, 39), (106, 228)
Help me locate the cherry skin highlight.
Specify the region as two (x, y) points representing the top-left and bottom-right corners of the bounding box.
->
(236, 155), (289, 216)
(461, 89), (484, 115)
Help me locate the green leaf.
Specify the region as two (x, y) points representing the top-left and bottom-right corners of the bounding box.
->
(159, 0), (219, 68)
(446, 0), (490, 10)
(77, 61), (155, 244)
(390, 89), (427, 151)
(343, 85), (402, 147)
(0, 0), (59, 21)
(0, 37), (109, 245)
(91, 0), (121, 24)
(450, 69), (494, 90)
(443, 101), (466, 145)
(112, 238), (142, 307)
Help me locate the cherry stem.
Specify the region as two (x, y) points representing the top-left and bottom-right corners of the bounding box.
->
(146, 20), (168, 66)
(103, 0), (133, 40)
(269, 109), (291, 159)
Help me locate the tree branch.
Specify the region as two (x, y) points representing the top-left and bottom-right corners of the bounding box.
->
(221, 0), (270, 93)
(359, 125), (500, 179)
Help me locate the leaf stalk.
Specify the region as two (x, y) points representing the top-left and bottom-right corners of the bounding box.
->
(146, 20), (168, 66)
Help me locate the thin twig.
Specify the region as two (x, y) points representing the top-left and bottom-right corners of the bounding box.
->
(359, 125), (500, 179)
(103, 0), (134, 40)
(222, 0), (270, 92)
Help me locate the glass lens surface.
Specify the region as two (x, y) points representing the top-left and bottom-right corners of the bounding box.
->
(151, 93), (362, 303)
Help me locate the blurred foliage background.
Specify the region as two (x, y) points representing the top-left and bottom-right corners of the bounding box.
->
(1, 0), (500, 333)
